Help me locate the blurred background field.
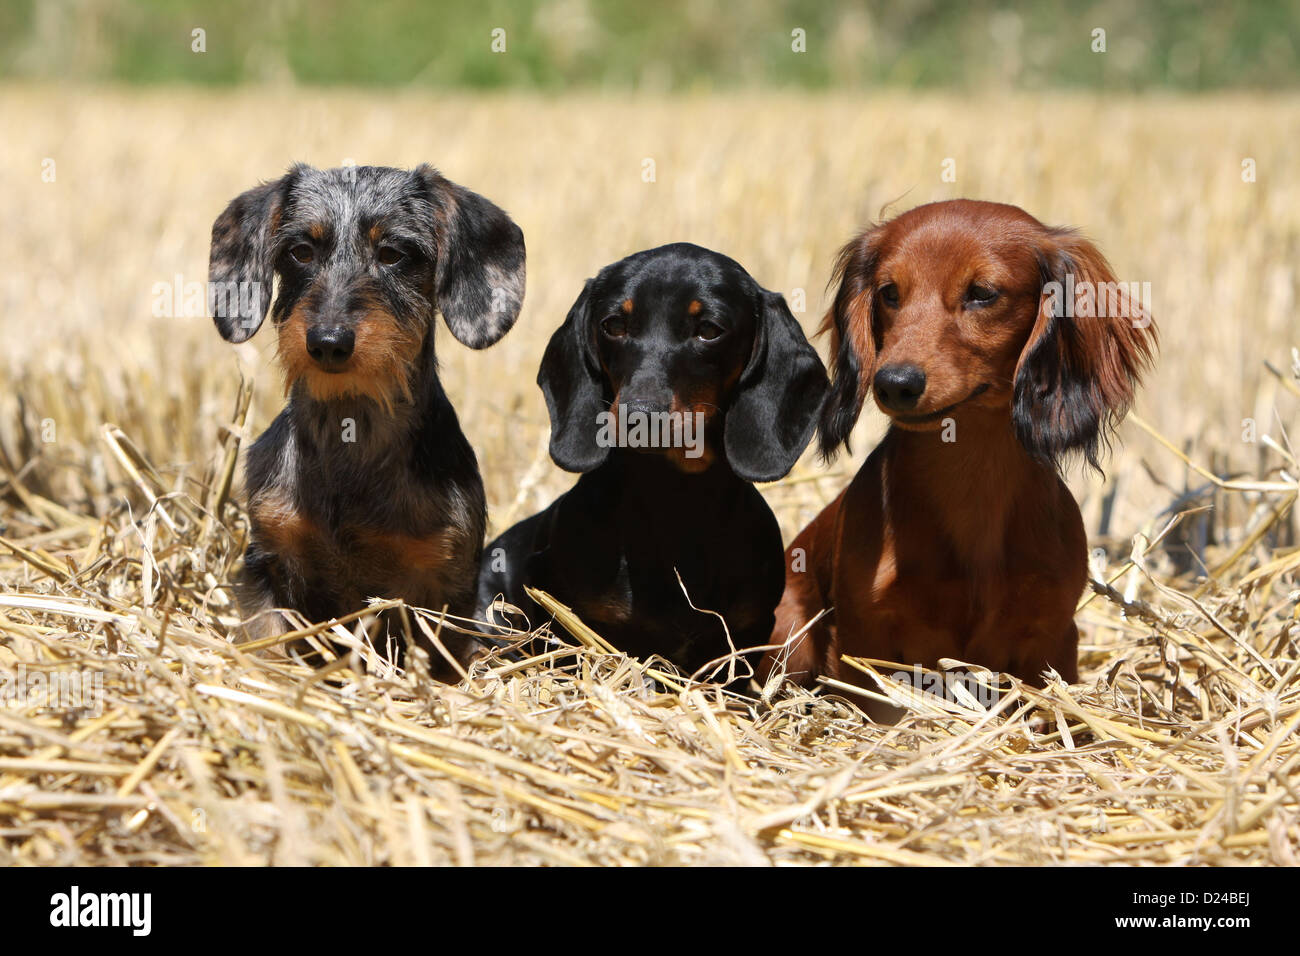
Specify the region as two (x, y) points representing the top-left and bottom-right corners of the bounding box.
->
(4, 0), (1299, 90)
(0, 1), (1298, 865)
(2, 87), (1296, 547)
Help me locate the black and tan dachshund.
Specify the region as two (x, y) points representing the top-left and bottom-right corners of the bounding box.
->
(476, 243), (828, 678)
(209, 163), (525, 675)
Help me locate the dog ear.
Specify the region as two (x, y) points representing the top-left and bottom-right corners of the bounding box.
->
(818, 227), (883, 459)
(723, 288), (829, 482)
(1013, 229), (1157, 471)
(208, 169), (299, 343)
(537, 281), (609, 473)
(417, 165), (526, 350)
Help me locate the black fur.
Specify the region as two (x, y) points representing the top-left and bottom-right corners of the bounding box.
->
(1013, 249), (1107, 472)
(818, 233), (881, 458)
(724, 288), (830, 482)
(479, 454), (787, 678)
(478, 243), (828, 679)
(537, 280), (605, 473)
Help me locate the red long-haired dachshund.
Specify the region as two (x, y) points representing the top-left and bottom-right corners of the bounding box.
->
(762, 199), (1156, 708)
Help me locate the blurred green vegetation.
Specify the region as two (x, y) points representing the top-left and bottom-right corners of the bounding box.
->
(2, 0), (1297, 90)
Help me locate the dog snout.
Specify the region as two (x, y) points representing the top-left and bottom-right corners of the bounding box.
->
(617, 375), (675, 417)
(874, 363), (927, 411)
(619, 395), (673, 418)
(306, 326), (355, 371)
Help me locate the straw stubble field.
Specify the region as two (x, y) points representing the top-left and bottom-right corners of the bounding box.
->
(0, 88), (1297, 865)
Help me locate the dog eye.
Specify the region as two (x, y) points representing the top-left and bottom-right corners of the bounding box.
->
(290, 243), (315, 265)
(695, 321), (725, 342)
(966, 284), (998, 306)
(377, 245), (404, 266)
(879, 283), (900, 307)
(600, 315), (628, 338)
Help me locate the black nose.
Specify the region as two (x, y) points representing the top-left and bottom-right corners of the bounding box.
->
(306, 326), (355, 370)
(873, 364), (927, 411)
(620, 396), (672, 418)
(618, 377), (675, 418)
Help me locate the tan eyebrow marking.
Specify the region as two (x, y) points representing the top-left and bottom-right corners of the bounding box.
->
(687, 300), (703, 316)
(621, 298), (634, 313)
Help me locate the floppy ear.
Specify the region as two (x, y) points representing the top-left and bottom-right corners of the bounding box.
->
(537, 281), (608, 473)
(208, 170), (298, 343)
(818, 227), (883, 459)
(723, 289), (829, 482)
(417, 165), (526, 350)
(1013, 230), (1157, 471)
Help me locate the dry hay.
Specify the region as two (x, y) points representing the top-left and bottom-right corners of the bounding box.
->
(0, 380), (1297, 866)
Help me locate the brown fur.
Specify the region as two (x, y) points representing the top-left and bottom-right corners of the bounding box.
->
(277, 305), (422, 412)
(764, 200), (1156, 716)
(250, 492), (325, 562)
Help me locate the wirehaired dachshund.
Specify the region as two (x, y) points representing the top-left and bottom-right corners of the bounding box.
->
(762, 200), (1156, 705)
(209, 163), (525, 674)
(477, 243), (829, 678)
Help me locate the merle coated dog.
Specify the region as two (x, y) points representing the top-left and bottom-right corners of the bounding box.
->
(476, 243), (827, 679)
(209, 163), (525, 675)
